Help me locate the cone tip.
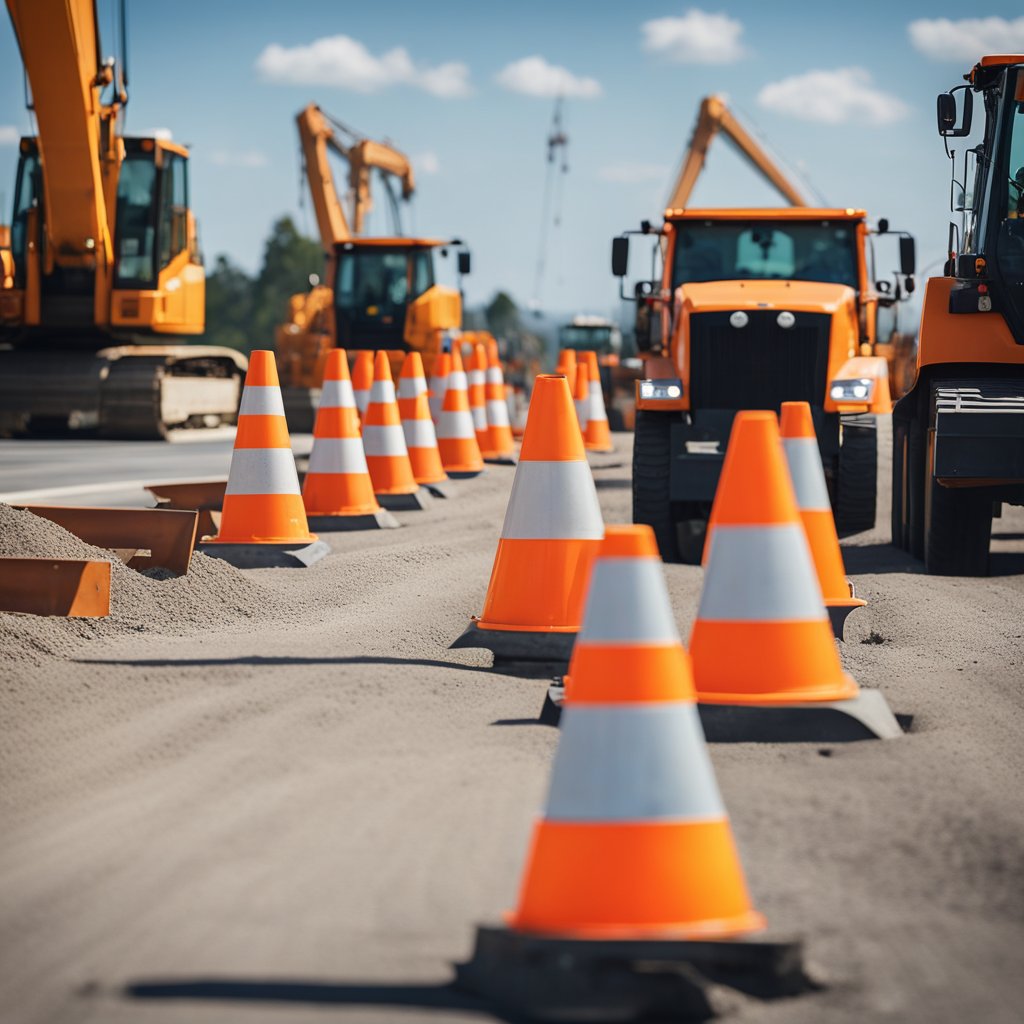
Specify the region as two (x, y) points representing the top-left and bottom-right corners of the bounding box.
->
(323, 348), (350, 381)
(245, 350), (280, 387)
(401, 351), (424, 377)
(779, 401), (815, 440)
(600, 524), (658, 559)
(373, 350), (394, 380)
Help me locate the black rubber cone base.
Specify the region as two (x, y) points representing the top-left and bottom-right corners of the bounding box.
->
(455, 925), (811, 1023)
(827, 602), (863, 640)
(451, 621), (576, 676)
(483, 453), (517, 466)
(376, 487), (433, 511)
(307, 510), (399, 532)
(199, 539), (329, 569)
(698, 689), (904, 743)
(424, 479), (455, 499)
(446, 468), (486, 480)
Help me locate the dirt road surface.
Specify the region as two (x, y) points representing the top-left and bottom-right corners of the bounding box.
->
(2, 418), (1023, 1024)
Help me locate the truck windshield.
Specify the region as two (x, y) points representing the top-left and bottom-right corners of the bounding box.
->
(560, 325), (612, 351)
(672, 220), (860, 289)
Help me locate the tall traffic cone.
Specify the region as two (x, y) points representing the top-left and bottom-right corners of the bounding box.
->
(428, 351), (451, 423)
(573, 363), (590, 432)
(451, 375), (603, 666)
(351, 350), (374, 419)
(201, 351), (327, 567)
(397, 352), (450, 496)
(690, 411), (900, 740)
(362, 351), (431, 510)
(436, 348), (485, 478)
(582, 350), (614, 453)
(484, 347), (516, 460)
(467, 344), (491, 455)
(301, 349), (398, 531)
(780, 402), (865, 638)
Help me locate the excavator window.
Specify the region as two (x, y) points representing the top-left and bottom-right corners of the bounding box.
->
(113, 152), (158, 287)
(158, 154), (189, 269)
(9, 148), (39, 290)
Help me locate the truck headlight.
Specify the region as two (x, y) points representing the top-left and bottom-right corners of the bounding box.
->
(830, 378), (874, 401)
(639, 379), (683, 401)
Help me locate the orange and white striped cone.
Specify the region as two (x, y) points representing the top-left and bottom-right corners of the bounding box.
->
(485, 348), (516, 460)
(556, 348), (577, 378)
(573, 363), (590, 432)
(202, 351), (327, 567)
(398, 352), (450, 497)
(467, 344), (492, 456)
(428, 351), (451, 424)
(691, 411), (900, 740)
(512, 523), (764, 937)
(362, 351), (431, 511)
(436, 348), (485, 478)
(451, 375), (602, 665)
(301, 349), (398, 531)
(351, 350), (374, 420)
(781, 402), (865, 639)
(582, 350), (614, 453)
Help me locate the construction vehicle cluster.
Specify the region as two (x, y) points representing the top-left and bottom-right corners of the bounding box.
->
(0, 2), (1023, 1017)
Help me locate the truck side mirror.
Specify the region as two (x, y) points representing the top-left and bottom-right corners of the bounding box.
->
(899, 235), (916, 276)
(937, 89), (972, 138)
(458, 250), (471, 275)
(611, 236), (629, 277)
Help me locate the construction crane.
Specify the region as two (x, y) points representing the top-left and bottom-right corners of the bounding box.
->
(0, 0), (246, 439)
(276, 104), (470, 424)
(530, 98), (570, 314)
(666, 94), (808, 210)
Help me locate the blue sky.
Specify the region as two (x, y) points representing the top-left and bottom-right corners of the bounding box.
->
(1, 3), (1022, 318)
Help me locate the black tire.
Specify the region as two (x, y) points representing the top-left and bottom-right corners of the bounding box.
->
(924, 467), (993, 577)
(834, 414), (877, 536)
(891, 419), (908, 550)
(632, 409), (680, 562)
(906, 416), (926, 560)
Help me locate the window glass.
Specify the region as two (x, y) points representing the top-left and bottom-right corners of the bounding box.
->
(159, 154), (188, 269)
(10, 151), (39, 288)
(412, 250), (434, 298)
(114, 153), (158, 286)
(673, 220), (859, 289)
(559, 326), (612, 350)
(335, 249), (411, 323)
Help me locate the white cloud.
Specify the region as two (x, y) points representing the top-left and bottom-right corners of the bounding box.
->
(495, 56), (602, 99)
(0, 125), (21, 145)
(414, 151), (440, 175)
(641, 8), (745, 64)
(757, 67), (909, 125)
(255, 35), (471, 98)
(210, 150), (268, 168)
(598, 162), (670, 184)
(908, 17), (1024, 61)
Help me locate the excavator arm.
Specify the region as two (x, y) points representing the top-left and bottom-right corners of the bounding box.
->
(666, 94), (808, 211)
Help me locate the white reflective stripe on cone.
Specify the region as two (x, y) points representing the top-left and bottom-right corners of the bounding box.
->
(239, 386), (286, 417)
(362, 424), (409, 457)
(307, 437), (369, 474)
(471, 403), (487, 431)
(783, 437), (832, 512)
(578, 558), (681, 645)
(501, 460), (603, 540)
(368, 380), (397, 405)
(398, 377), (427, 399)
(699, 524), (826, 622)
(428, 388), (446, 421)
(588, 384), (609, 424)
(469, 370), (485, 387)
(486, 366), (504, 386)
(487, 399), (511, 427)
(546, 703), (725, 822)
(225, 448), (301, 495)
(402, 417), (439, 449)
(575, 397), (588, 429)
(447, 371), (468, 392)
(354, 390), (370, 415)
(320, 379), (356, 409)
(437, 408), (476, 440)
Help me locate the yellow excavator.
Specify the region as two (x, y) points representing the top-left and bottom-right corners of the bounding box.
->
(276, 104), (469, 426)
(0, 0), (246, 438)
(612, 95), (917, 559)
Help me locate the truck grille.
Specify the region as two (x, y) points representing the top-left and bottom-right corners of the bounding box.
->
(688, 310), (831, 411)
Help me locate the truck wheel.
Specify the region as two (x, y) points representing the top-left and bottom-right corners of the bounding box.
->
(924, 472), (993, 577)
(834, 414), (877, 536)
(632, 410), (680, 562)
(891, 419), (908, 550)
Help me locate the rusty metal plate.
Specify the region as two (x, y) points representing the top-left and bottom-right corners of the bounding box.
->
(0, 558), (111, 617)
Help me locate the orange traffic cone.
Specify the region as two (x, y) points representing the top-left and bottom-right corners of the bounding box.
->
(582, 350), (614, 453)
(780, 402), (865, 638)
(362, 351), (431, 510)
(485, 348), (516, 459)
(301, 349), (398, 531)
(202, 351), (326, 567)
(428, 351), (451, 423)
(398, 352), (450, 495)
(451, 375), (603, 665)
(436, 348), (484, 478)
(467, 344), (492, 455)
(510, 523), (764, 937)
(351, 350), (374, 419)
(556, 348), (577, 378)
(573, 363), (590, 432)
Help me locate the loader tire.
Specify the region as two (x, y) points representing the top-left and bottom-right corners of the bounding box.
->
(632, 410), (680, 562)
(835, 414), (877, 536)
(924, 470), (993, 577)
(891, 419), (908, 550)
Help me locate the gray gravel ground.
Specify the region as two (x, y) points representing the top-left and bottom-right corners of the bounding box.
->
(1, 419), (1022, 1023)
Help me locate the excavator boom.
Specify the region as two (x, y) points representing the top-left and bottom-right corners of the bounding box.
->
(666, 94), (808, 210)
